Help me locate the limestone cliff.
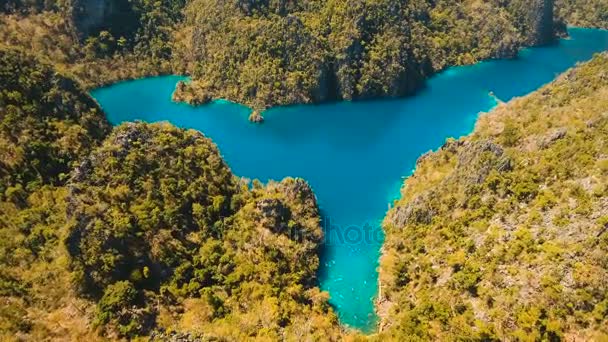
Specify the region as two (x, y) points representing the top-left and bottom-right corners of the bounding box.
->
(527, 0), (555, 45)
(175, 0), (562, 112)
(71, 0), (113, 35)
(509, 0), (556, 46)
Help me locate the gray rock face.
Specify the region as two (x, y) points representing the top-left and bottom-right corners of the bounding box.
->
(388, 194), (437, 227)
(527, 0), (555, 45)
(507, 0), (555, 46)
(150, 330), (204, 341)
(249, 111), (264, 123)
(276, 178), (317, 205)
(72, 0), (114, 35)
(453, 140), (513, 185)
(387, 139), (513, 229)
(539, 127), (567, 148)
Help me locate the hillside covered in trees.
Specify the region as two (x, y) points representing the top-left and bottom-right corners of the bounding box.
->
(66, 123), (343, 339)
(4, 45), (608, 342)
(0, 48), (351, 340)
(0, 48), (111, 195)
(378, 53), (608, 340)
(0, 47), (111, 339)
(1, 1), (608, 340)
(173, 0), (560, 111)
(0, 0), (606, 116)
(0, 0), (186, 88)
(555, 0), (608, 29)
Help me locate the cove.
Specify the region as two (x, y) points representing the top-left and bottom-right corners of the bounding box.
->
(91, 28), (608, 332)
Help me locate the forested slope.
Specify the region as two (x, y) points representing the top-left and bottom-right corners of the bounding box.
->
(556, 0), (608, 29)
(0, 0), (185, 88)
(1, 0), (605, 117)
(1, 1), (608, 340)
(0, 47), (111, 340)
(174, 0), (561, 112)
(66, 122), (344, 339)
(0, 48), (350, 340)
(0, 48), (110, 195)
(378, 53), (608, 341)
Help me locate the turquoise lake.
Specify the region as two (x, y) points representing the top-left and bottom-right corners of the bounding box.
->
(91, 28), (608, 332)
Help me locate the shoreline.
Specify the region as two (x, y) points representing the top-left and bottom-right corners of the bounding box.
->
(92, 27), (605, 124)
(88, 29), (608, 334)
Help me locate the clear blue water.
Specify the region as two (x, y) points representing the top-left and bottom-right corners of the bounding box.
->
(91, 28), (608, 332)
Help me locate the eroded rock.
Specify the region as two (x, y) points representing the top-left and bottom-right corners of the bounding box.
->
(249, 111), (264, 123)
(539, 127), (567, 148)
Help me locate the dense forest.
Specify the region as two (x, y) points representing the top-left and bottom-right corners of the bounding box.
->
(3, 44), (607, 342)
(0, 0), (606, 116)
(378, 53), (608, 340)
(0, 48), (353, 340)
(555, 0), (608, 28)
(174, 0), (559, 111)
(0, 0), (185, 88)
(0, 47), (110, 339)
(1, 0), (608, 340)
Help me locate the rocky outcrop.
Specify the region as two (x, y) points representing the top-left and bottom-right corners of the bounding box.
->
(525, 0), (555, 45)
(248, 111), (264, 123)
(172, 81), (213, 106)
(539, 127), (567, 148)
(386, 140), (512, 228)
(71, 0), (114, 35)
(387, 194), (437, 226)
(253, 178), (323, 242)
(275, 177), (317, 207)
(451, 140), (513, 184)
(150, 330), (204, 342)
(506, 0), (555, 46)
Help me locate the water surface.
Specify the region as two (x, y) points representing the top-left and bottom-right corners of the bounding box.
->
(92, 28), (608, 332)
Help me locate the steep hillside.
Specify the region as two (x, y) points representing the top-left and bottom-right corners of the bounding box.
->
(556, 0), (608, 29)
(66, 122), (344, 339)
(378, 53), (608, 340)
(1, 0), (603, 115)
(174, 0), (560, 113)
(0, 47), (110, 340)
(0, 0), (185, 89)
(0, 49), (348, 340)
(0, 47), (110, 198)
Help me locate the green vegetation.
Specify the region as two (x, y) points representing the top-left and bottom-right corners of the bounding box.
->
(67, 122), (345, 339)
(0, 47), (352, 340)
(175, 0), (560, 112)
(0, 47), (109, 340)
(2, 0), (605, 115)
(556, 0), (608, 28)
(378, 53), (608, 341)
(1, 1), (607, 339)
(0, 48), (110, 197)
(0, 0), (185, 89)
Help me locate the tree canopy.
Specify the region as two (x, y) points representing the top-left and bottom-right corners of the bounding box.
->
(378, 53), (608, 341)
(0, 47), (110, 199)
(1, 0), (604, 113)
(0, 49), (347, 340)
(174, 0), (559, 111)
